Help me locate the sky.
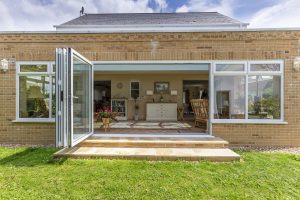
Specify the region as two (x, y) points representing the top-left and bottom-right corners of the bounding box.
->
(0, 0), (300, 31)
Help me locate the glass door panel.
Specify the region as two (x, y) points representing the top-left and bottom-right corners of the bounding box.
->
(56, 48), (93, 148)
(72, 55), (93, 143)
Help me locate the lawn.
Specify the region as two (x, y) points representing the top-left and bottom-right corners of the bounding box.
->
(0, 148), (299, 199)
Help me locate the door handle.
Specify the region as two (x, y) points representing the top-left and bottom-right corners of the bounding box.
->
(60, 91), (63, 102)
(73, 96), (79, 99)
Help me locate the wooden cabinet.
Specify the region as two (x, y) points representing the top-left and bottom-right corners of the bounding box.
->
(111, 99), (127, 120)
(146, 103), (177, 121)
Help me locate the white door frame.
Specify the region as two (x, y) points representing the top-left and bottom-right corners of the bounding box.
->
(56, 48), (94, 148)
(93, 60), (213, 136)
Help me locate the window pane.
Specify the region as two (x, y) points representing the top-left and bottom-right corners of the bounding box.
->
(19, 75), (50, 118)
(131, 82), (139, 90)
(250, 64), (280, 71)
(216, 64), (244, 71)
(73, 55), (92, 141)
(131, 82), (140, 99)
(52, 64), (56, 73)
(214, 76), (246, 119)
(131, 90), (140, 99)
(248, 75), (281, 119)
(52, 76), (56, 118)
(20, 64), (48, 72)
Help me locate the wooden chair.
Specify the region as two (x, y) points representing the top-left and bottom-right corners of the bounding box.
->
(190, 99), (209, 131)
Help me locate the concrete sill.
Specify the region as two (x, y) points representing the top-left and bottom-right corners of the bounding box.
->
(212, 121), (288, 125)
(12, 119), (55, 123)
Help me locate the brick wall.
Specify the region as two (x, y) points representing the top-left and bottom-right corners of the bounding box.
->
(0, 31), (299, 146)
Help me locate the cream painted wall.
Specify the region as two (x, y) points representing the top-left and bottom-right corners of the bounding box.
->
(94, 73), (209, 120)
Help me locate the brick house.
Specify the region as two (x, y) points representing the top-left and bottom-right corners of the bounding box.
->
(0, 12), (299, 148)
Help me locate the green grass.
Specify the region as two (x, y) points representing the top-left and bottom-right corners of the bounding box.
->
(0, 148), (299, 200)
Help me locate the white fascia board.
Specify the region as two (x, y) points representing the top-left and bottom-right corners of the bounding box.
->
(54, 23), (249, 28)
(2, 28), (300, 34)
(54, 23), (249, 33)
(93, 62), (209, 72)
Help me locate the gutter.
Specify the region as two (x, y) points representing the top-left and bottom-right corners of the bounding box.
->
(53, 23), (250, 29)
(1, 27), (300, 34)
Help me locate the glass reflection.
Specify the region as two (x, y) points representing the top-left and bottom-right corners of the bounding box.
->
(19, 76), (50, 118)
(72, 56), (92, 141)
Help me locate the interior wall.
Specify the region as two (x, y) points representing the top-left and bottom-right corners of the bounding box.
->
(94, 72), (209, 120)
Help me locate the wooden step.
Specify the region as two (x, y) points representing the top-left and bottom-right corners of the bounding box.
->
(54, 147), (240, 162)
(77, 136), (229, 148)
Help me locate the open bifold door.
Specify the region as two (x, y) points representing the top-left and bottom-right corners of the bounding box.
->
(56, 48), (94, 148)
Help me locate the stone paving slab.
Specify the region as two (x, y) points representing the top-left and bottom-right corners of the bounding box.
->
(79, 136), (228, 148)
(54, 147), (240, 162)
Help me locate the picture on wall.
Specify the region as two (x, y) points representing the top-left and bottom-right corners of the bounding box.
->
(154, 82), (169, 94)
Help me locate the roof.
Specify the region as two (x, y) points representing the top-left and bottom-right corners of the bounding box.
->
(59, 12), (246, 26)
(54, 12), (249, 32)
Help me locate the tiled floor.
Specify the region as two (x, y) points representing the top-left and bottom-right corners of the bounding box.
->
(94, 120), (207, 134)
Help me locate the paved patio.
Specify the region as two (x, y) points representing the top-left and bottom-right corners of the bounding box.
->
(94, 120), (207, 134)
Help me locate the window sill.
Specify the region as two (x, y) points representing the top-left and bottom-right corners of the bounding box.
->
(211, 120), (288, 125)
(129, 98), (141, 101)
(12, 119), (55, 123)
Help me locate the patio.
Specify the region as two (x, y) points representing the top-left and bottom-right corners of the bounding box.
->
(94, 120), (207, 134)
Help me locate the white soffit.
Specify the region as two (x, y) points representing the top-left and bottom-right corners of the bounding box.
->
(93, 63), (209, 72)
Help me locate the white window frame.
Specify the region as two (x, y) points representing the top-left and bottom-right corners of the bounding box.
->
(130, 80), (140, 99)
(248, 60), (283, 74)
(15, 61), (55, 122)
(213, 61), (247, 74)
(211, 60), (285, 124)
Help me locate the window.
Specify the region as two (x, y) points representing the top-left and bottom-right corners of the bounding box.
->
(249, 63), (281, 72)
(214, 76), (246, 119)
(212, 61), (283, 122)
(248, 75), (281, 119)
(17, 62), (55, 121)
(130, 81), (140, 99)
(215, 63), (245, 72)
(20, 64), (47, 72)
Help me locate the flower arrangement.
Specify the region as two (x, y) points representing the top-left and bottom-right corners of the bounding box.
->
(96, 106), (119, 132)
(96, 106), (118, 121)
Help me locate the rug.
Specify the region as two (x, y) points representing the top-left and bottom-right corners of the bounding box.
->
(95, 121), (192, 130)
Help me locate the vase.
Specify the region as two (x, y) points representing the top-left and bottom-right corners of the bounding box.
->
(102, 118), (110, 132)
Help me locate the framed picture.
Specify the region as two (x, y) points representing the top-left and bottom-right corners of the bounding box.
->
(154, 82), (169, 94)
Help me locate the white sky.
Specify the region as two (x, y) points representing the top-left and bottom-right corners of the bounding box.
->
(0, 0), (299, 31)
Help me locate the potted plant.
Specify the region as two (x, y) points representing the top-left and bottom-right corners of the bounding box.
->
(96, 106), (117, 132)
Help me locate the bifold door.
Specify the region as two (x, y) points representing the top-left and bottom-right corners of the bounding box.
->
(56, 48), (94, 148)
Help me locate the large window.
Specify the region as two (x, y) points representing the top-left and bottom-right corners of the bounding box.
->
(214, 76), (246, 119)
(17, 62), (55, 121)
(248, 75), (281, 119)
(212, 61), (283, 122)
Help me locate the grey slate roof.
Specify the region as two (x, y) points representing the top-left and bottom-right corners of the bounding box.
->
(59, 12), (247, 26)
